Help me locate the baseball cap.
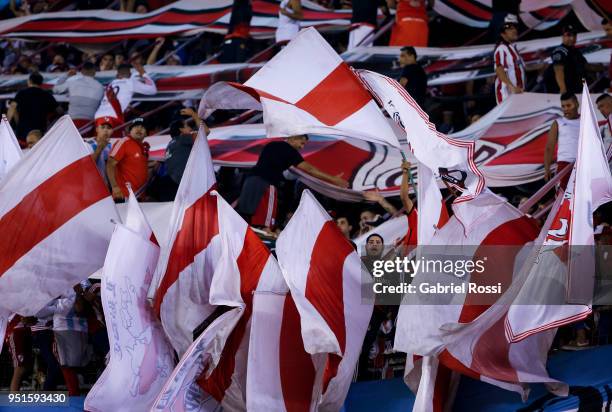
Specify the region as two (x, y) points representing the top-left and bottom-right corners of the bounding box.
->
(95, 116), (113, 127)
(502, 14), (519, 30)
(562, 24), (578, 35)
(128, 117), (146, 131)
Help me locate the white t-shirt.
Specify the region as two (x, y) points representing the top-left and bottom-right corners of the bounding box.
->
(94, 72), (157, 119)
(275, 0), (300, 43)
(556, 116), (581, 163)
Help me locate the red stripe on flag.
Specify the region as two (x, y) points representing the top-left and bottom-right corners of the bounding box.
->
(153, 191), (218, 316)
(0, 156), (109, 277)
(198, 227), (268, 401)
(280, 294), (316, 412)
(458, 216), (539, 323)
(305, 221), (352, 391)
(295, 64), (372, 126)
(432, 363), (452, 412)
(471, 316), (519, 383)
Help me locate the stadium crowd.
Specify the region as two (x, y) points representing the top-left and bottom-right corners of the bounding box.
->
(1, 0), (612, 396)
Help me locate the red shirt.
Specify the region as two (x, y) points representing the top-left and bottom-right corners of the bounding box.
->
(396, 0), (427, 21)
(109, 137), (148, 196)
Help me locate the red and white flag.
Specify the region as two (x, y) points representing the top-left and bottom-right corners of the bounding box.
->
(0, 115), (21, 352)
(275, 189), (373, 411)
(151, 125), (219, 356)
(152, 191), (283, 411)
(0, 114), (22, 182)
(0, 116), (117, 315)
(201, 27), (402, 148)
(358, 70), (485, 204)
(85, 189), (175, 412)
(395, 191), (567, 404)
(505, 84), (612, 341)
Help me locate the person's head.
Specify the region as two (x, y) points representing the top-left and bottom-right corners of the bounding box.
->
(99, 53), (114, 70)
(95, 117), (113, 140)
(169, 118), (195, 138)
(166, 54), (182, 65)
(26, 129), (42, 148)
(561, 25), (578, 47)
(365, 233), (384, 258)
(399, 46), (417, 67)
(360, 209), (376, 225)
(117, 63), (132, 79)
(335, 216), (353, 239)
(500, 14), (519, 43)
(129, 51), (143, 67)
(81, 61), (96, 77)
(115, 54), (126, 67)
(603, 18), (612, 39)
(560, 92), (579, 119)
(596, 93), (612, 118)
(27, 72), (43, 87)
(128, 118), (147, 141)
(52, 54), (65, 66)
(286, 134), (309, 150)
(135, 1), (148, 13)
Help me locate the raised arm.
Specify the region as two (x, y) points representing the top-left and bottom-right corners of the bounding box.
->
(400, 160), (414, 213)
(297, 161), (349, 188)
(544, 120), (558, 181)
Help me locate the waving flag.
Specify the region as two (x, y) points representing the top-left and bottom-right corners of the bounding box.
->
(85, 189), (175, 412)
(0, 0), (352, 43)
(151, 125), (218, 356)
(0, 115), (21, 182)
(275, 190), (373, 410)
(505, 84), (612, 341)
(0, 115), (21, 352)
(0, 116), (117, 315)
(202, 27), (402, 149)
(153, 192), (283, 411)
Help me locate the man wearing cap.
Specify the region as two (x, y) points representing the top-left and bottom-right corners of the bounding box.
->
(106, 118), (150, 201)
(545, 25), (602, 94)
(493, 14), (524, 104)
(88, 117), (113, 183)
(94, 62), (157, 136)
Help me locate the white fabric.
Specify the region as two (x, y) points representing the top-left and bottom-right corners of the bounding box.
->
(151, 125), (217, 355)
(275, 0), (301, 43)
(0, 115), (22, 182)
(347, 24), (375, 51)
(94, 73), (157, 119)
(556, 116), (581, 163)
(243, 27), (402, 148)
(84, 203), (175, 412)
(0, 116), (117, 315)
(357, 69), (485, 211)
(275, 190), (373, 411)
(493, 42), (525, 104)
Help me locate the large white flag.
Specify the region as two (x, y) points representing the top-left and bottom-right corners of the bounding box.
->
(152, 191), (284, 411)
(85, 189), (175, 412)
(0, 115), (21, 353)
(0, 116), (117, 315)
(275, 190), (373, 411)
(201, 27), (402, 149)
(0, 114), (21, 182)
(151, 125), (219, 356)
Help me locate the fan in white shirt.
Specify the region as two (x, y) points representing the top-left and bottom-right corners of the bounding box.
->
(94, 62), (157, 132)
(493, 14), (525, 105)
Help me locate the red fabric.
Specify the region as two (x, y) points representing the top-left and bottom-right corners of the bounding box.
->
(251, 185), (277, 228)
(400, 208), (418, 256)
(109, 137), (149, 196)
(72, 118), (91, 129)
(104, 85), (125, 124)
(61, 367), (80, 396)
(389, 14), (428, 47)
(8, 326), (32, 368)
(396, 0), (427, 21)
(557, 161), (572, 191)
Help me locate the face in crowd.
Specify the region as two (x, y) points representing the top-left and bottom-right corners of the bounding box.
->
(365, 234), (384, 258)
(597, 95), (612, 118)
(561, 31), (577, 47)
(129, 124), (147, 141)
(286, 135), (308, 151)
(96, 123), (113, 141)
(561, 96), (579, 119)
(336, 217), (352, 238)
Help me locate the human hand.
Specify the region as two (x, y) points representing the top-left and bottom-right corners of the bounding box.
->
(363, 190), (384, 203)
(112, 186), (124, 201)
(332, 173), (349, 188)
